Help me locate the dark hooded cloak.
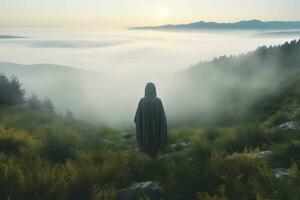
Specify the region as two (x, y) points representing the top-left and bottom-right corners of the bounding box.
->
(134, 82), (168, 158)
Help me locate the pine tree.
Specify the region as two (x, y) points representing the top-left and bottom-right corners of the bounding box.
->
(27, 94), (42, 109)
(0, 74), (25, 105)
(42, 97), (54, 112)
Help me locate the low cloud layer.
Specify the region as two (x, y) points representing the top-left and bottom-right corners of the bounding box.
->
(0, 29), (298, 127)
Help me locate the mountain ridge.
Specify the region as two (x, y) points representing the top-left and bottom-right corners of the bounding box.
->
(131, 19), (300, 30)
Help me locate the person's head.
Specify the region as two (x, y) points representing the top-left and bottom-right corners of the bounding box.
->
(145, 82), (157, 97)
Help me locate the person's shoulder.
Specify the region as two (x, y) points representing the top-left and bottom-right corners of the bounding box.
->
(139, 97), (147, 104)
(155, 97), (162, 102)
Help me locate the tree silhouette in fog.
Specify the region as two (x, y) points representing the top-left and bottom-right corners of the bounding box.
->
(42, 97), (54, 112)
(0, 74), (25, 105)
(27, 94), (42, 109)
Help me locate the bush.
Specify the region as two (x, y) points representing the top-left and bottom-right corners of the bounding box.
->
(127, 151), (171, 183)
(271, 140), (300, 167)
(214, 125), (269, 153)
(0, 128), (38, 154)
(270, 111), (290, 126)
(0, 161), (24, 199)
(63, 151), (129, 200)
(21, 162), (65, 200)
(41, 130), (78, 163)
(202, 127), (222, 141)
(189, 138), (212, 162)
(206, 153), (276, 200)
(169, 128), (197, 144)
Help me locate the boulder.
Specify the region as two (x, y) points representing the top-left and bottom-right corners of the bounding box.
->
(273, 168), (290, 178)
(169, 142), (188, 151)
(120, 131), (134, 140)
(278, 121), (300, 131)
(117, 181), (164, 200)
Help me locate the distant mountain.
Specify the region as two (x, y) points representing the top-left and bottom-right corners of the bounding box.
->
(131, 19), (300, 30)
(0, 35), (25, 39)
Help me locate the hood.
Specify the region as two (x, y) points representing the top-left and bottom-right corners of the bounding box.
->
(145, 82), (157, 97)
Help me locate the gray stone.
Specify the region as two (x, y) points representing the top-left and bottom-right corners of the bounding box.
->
(120, 131), (134, 140)
(278, 121), (300, 131)
(273, 168), (290, 178)
(117, 181), (164, 200)
(169, 142), (188, 151)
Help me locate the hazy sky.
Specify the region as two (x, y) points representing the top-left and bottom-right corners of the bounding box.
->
(1, 0), (300, 29)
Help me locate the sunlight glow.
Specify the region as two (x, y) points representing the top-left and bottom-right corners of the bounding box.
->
(158, 8), (169, 20)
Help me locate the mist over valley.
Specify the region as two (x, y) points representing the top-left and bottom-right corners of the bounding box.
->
(0, 29), (299, 127)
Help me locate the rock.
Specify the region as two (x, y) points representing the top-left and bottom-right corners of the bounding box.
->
(120, 131), (134, 140)
(278, 121), (300, 131)
(117, 181), (164, 200)
(169, 142), (188, 151)
(273, 168), (290, 178)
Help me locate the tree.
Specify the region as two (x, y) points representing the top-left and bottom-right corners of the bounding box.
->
(42, 97), (54, 112)
(66, 109), (75, 120)
(27, 94), (42, 109)
(0, 74), (25, 105)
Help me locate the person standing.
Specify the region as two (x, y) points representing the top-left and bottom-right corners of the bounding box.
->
(134, 82), (168, 158)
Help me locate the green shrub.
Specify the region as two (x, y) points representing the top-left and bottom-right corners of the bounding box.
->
(127, 151), (171, 183)
(274, 162), (300, 200)
(21, 161), (64, 200)
(270, 111), (290, 126)
(0, 128), (38, 154)
(169, 128), (197, 144)
(214, 125), (269, 153)
(63, 152), (129, 200)
(202, 127), (222, 141)
(63, 161), (106, 200)
(0, 161), (24, 199)
(189, 138), (212, 162)
(234, 125), (269, 149)
(207, 153), (276, 200)
(271, 140), (300, 167)
(41, 130), (78, 163)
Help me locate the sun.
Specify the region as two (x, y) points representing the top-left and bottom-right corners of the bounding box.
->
(158, 8), (169, 20)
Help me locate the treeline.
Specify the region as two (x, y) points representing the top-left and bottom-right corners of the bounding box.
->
(0, 74), (54, 112)
(172, 39), (300, 126)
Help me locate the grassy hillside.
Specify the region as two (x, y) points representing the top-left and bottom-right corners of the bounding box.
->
(0, 100), (300, 200)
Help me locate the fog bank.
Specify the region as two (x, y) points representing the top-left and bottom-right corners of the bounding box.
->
(0, 29), (299, 127)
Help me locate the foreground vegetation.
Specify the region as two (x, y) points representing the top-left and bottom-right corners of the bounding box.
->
(1, 40), (300, 199)
(0, 102), (300, 200)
